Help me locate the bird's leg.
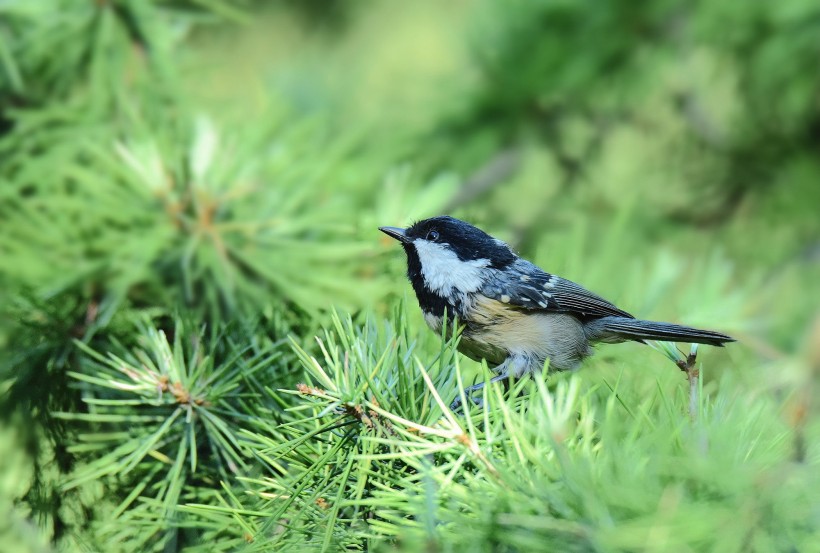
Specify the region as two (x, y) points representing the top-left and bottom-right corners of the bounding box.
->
(449, 373), (511, 411)
(449, 355), (532, 411)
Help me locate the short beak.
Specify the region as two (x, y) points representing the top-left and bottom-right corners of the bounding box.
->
(379, 226), (410, 244)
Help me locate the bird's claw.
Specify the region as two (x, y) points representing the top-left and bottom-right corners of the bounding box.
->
(449, 396), (463, 412)
(449, 391), (484, 412)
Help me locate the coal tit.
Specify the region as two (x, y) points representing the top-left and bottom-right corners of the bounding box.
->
(380, 216), (734, 409)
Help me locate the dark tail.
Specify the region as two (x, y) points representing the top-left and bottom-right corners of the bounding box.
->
(587, 316), (735, 346)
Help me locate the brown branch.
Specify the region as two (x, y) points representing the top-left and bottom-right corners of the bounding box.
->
(675, 349), (699, 422)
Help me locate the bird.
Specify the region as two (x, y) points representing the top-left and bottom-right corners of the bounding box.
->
(379, 215), (734, 409)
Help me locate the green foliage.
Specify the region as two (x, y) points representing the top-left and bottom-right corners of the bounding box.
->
(0, 106), (381, 321)
(441, 0), (820, 225)
(54, 316), (282, 551)
(1, 0), (819, 551)
(182, 310), (820, 552)
(182, 308), (470, 551)
(0, 0), (248, 117)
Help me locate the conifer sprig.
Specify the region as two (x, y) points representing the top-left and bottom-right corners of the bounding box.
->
(54, 317), (280, 550)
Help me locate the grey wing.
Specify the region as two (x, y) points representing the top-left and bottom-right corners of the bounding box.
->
(481, 260), (634, 320)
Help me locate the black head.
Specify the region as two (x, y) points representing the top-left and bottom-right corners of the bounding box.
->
(380, 216), (516, 267)
(379, 216), (517, 314)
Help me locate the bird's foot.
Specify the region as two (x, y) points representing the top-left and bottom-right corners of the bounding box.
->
(448, 373), (511, 412)
(449, 391), (484, 412)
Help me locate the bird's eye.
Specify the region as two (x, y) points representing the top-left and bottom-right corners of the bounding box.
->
(427, 230), (440, 241)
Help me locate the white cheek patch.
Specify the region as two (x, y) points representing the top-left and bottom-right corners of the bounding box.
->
(413, 240), (490, 296)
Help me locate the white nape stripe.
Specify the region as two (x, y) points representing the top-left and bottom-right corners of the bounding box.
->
(413, 240), (490, 296)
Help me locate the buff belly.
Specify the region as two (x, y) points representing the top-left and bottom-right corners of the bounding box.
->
(423, 295), (592, 376)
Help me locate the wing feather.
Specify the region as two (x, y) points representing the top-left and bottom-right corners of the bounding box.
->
(480, 261), (633, 320)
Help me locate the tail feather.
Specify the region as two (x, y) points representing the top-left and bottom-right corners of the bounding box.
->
(587, 316), (735, 346)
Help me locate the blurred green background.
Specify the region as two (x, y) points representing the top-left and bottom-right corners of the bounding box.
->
(1, 1), (819, 551)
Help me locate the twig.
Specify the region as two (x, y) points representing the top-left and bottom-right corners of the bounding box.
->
(295, 384), (397, 436)
(674, 345), (700, 422)
(648, 341), (701, 421)
(791, 314), (820, 462)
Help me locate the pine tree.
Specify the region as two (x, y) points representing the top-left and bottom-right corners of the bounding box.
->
(1, 1), (819, 552)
